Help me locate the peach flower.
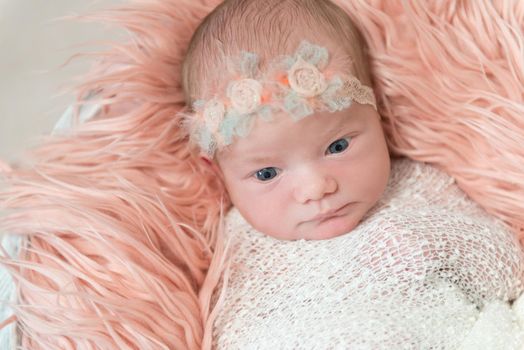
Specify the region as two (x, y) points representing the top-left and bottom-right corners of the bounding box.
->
(287, 57), (327, 97)
(227, 78), (263, 114)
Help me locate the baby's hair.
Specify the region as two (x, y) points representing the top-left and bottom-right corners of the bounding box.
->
(181, 0), (372, 107)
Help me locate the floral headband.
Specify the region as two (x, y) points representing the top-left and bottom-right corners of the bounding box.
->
(179, 40), (377, 157)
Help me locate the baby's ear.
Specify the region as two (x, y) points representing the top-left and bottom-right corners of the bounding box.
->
(200, 155), (212, 166)
(200, 156), (224, 177)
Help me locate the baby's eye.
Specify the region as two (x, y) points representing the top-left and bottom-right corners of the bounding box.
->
(326, 138), (350, 154)
(254, 167), (279, 181)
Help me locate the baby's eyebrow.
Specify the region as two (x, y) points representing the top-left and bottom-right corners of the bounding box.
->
(322, 115), (353, 138)
(238, 116), (352, 166)
(241, 154), (279, 165)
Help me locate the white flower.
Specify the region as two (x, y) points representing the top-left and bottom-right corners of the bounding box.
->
(202, 98), (225, 132)
(227, 78), (262, 114)
(287, 57), (327, 97)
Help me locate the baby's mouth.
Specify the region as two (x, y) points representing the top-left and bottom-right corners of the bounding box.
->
(308, 202), (351, 222)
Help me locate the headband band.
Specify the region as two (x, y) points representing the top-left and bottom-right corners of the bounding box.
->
(179, 40), (376, 157)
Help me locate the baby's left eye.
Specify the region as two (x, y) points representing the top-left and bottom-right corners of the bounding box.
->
(326, 138), (350, 154)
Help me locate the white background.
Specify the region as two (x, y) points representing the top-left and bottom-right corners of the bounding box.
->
(0, 0), (121, 162)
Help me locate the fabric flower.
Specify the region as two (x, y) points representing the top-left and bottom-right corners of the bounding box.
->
(227, 78), (263, 114)
(202, 98), (225, 133)
(287, 57), (328, 97)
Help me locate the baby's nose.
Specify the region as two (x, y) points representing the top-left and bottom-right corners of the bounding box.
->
(293, 170), (337, 203)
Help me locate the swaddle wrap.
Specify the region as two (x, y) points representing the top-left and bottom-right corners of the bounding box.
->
(213, 158), (524, 349)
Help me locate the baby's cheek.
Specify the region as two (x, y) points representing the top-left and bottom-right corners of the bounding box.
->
(234, 191), (286, 233)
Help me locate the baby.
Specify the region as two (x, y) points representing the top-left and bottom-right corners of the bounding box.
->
(179, 0), (524, 348)
(182, 0), (389, 242)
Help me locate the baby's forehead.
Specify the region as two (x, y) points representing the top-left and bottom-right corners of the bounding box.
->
(217, 108), (356, 160)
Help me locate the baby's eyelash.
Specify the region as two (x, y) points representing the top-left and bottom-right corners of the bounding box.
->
(248, 136), (353, 182)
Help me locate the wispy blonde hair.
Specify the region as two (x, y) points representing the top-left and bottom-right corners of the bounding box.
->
(181, 0), (372, 106)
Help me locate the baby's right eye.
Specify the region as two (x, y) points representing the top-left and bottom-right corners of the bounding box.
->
(254, 167), (279, 181)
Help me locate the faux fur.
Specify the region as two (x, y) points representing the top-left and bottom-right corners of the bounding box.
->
(338, 0), (524, 241)
(0, 0), (522, 349)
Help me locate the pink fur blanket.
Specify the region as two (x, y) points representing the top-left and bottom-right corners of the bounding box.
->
(0, 0), (522, 348)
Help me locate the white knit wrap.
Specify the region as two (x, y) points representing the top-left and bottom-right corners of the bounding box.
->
(212, 158), (524, 349)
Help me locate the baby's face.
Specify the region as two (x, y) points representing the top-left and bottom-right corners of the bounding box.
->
(214, 103), (390, 240)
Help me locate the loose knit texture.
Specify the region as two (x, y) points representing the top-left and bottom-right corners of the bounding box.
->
(213, 158), (524, 349)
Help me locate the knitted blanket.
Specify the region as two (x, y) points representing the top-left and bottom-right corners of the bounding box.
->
(213, 158), (524, 349)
